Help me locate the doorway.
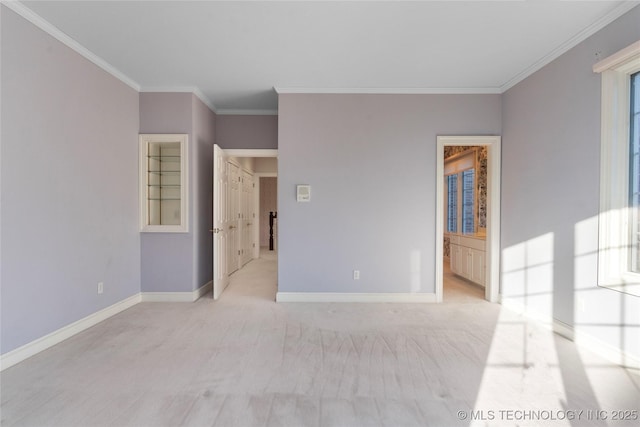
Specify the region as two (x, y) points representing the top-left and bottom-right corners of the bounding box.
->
(212, 147), (278, 300)
(435, 136), (501, 303)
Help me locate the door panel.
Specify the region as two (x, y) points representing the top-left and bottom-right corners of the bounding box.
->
(470, 248), (486, 286)
(213, 145), (229, 300)
(227, 161), (240, 274)
(241, 170), (254, 266)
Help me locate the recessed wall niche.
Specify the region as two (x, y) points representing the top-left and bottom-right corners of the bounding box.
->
(139, 134), (189, 232)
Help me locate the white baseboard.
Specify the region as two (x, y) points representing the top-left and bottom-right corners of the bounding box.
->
(276, 292), (437, 303)
(500, 295), (639, 369)
(0, 293), (141, 372)
(141, 280), (212, 302)
(1, 280), (214, 371)
(573, 327), (640, 369)
(552, 319), (575, 341)
(194, 280), (213, 300)
(141, 292), (193, 302)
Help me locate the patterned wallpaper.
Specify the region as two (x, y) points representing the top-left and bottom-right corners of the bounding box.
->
(443, 146), (487, 257)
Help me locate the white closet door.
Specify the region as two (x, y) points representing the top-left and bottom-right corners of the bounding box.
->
(227, 161), (241, 275)
(241, 170), (255, 266)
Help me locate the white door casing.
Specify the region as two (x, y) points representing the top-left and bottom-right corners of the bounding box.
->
(213, 145), (230, 300)
(436, 136), (501, 303)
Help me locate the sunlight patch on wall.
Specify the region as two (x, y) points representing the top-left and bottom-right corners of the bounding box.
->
(502, 233), (555, 324)
(574, 215), (640, 368)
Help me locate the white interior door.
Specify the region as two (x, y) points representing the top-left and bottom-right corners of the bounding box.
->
(213, 144), (230, 300)
(227, 161), (240, 274)
(241, 170), (255, 266)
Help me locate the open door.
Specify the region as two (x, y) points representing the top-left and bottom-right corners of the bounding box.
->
(213, 144), (230, 299)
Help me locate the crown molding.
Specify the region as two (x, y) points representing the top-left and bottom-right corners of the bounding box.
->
(193, 88), (218, 114)
(140, 87), (218, 114)
(216, 109), (278, 116)
(274, 87), (501, 95)
(500, 0), (640, 92)
(7, 0), (639, 108)
(3, 0), (141, 91)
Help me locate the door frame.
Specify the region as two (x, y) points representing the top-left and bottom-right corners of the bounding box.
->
(435, 136), (501, 303)
(213, 149), (276, 300)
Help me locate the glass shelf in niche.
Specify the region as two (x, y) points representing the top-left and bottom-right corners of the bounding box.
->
(148, 155), (180, 162)
(148, 171), (181, 176)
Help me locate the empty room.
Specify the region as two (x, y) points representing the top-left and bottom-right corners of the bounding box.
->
(1, 1), (639, 426)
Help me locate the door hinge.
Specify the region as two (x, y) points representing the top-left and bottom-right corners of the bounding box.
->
(238, 250), (240, 255)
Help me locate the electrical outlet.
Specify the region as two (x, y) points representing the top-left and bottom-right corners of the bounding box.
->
(353, 270), (360, 280)
(97, 282), (104, 294)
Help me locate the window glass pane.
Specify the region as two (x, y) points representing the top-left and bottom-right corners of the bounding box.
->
(447, 174), (457, 233)
(630, 71), (640, 272)
(462, 169), (475, 234)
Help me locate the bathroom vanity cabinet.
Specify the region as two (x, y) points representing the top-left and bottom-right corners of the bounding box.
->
(450, 234), (486, 287)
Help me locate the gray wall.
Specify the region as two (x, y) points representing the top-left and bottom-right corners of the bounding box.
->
(139, 93), (194, 292)
(1, 7), (140, 353)
(501, 6), (640, 358)
(139, 93), (215, 292)
(278, 94), (501, 294)
(191, 96), (215, 290)
(216, 115), (278, 149)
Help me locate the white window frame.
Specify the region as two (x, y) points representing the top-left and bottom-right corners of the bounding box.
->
(594, 40), (640, 296)
(139, 134), (189, 233)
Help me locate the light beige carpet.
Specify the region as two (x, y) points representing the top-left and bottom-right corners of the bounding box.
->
(1, 254), (639, 426)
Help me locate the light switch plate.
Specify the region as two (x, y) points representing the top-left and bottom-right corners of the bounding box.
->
(297, 185), (311, 202)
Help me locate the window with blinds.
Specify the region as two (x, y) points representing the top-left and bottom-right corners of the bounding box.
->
(462, 169), (475, 234)
(444, 149), (477, 235)
(447, 174), (458, 233)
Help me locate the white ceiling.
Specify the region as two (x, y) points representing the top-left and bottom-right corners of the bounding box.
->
(15, 1), (640, 113)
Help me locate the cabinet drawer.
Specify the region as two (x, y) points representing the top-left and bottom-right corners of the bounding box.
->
(460, 236), (485, 251)
(449, 235), (461, 245)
